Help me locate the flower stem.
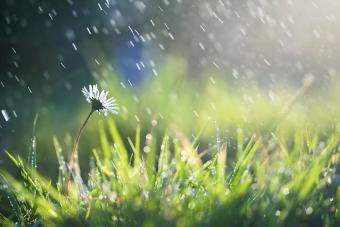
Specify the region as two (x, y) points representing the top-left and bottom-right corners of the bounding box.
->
(65, 109), (94, 195)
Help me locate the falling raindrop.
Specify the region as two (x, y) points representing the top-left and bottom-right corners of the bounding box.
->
(1, 110), (10, 122)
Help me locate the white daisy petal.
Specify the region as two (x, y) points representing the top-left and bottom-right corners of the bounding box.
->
(82, 84), (118, 115)
(89, 85), (93, 95)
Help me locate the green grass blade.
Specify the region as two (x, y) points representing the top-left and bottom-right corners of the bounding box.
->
(298, 136), (338, 201)
(108, 119), (128, 165)
(134, 125), (141, 167)
(28, 114), (38, 170)
(228, 138), (261, 189)
(99, 121), (111, 168)
(216, 143), (227, 183)
(53, 137), (67, 192)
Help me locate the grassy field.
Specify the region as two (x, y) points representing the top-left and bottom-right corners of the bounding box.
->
(1, 58), (340, 226)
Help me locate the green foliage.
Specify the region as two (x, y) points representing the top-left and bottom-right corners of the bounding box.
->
(1, 58), (340, 226)
(1, 121), (340, 226)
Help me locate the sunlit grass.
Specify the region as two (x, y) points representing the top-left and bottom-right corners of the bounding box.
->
(1, 119), (340, 226)
(1, 57), (340, 226)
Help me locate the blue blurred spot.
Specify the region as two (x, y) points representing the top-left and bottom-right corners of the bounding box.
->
(116, 38), (149, 86)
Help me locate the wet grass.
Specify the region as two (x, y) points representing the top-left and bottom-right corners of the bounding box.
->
(1, 119), (340, 227)
(1, 58), (340, 226)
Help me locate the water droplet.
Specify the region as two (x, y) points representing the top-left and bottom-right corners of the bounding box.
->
(275, 210), (281, 216)
(306, 207), (313, 215)
(282, 187), (290, 195)
(143, 146), (150, 153)
(1, 110), (10, 122)
(146, 134), (152, 140)
(151, 119), (158, 127)
(72, 42), (77, 51)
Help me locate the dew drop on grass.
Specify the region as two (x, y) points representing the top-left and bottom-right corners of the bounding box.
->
(146, 134), (152, 140)
(181, 154), (187, 162)
(143, 146), (150, 153)
(278, 166), (285, 174)
(191, 188), (196, 196)
(161, 172), (168, 179)
(275, 210), (281, 216)
(318, 141), (325, 149)
(282, 187), (290, 196)
(327, 177), (332, 184)
(323, 198), (333, 206)
(1, 184), (8, 189)
(306, 207), (313, 215)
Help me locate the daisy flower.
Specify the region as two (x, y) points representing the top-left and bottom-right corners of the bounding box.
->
(82, 84), (118, 115)
(65, 84), (118, 195)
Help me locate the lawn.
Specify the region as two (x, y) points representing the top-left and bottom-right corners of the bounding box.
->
(1, 58), (340, 226)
